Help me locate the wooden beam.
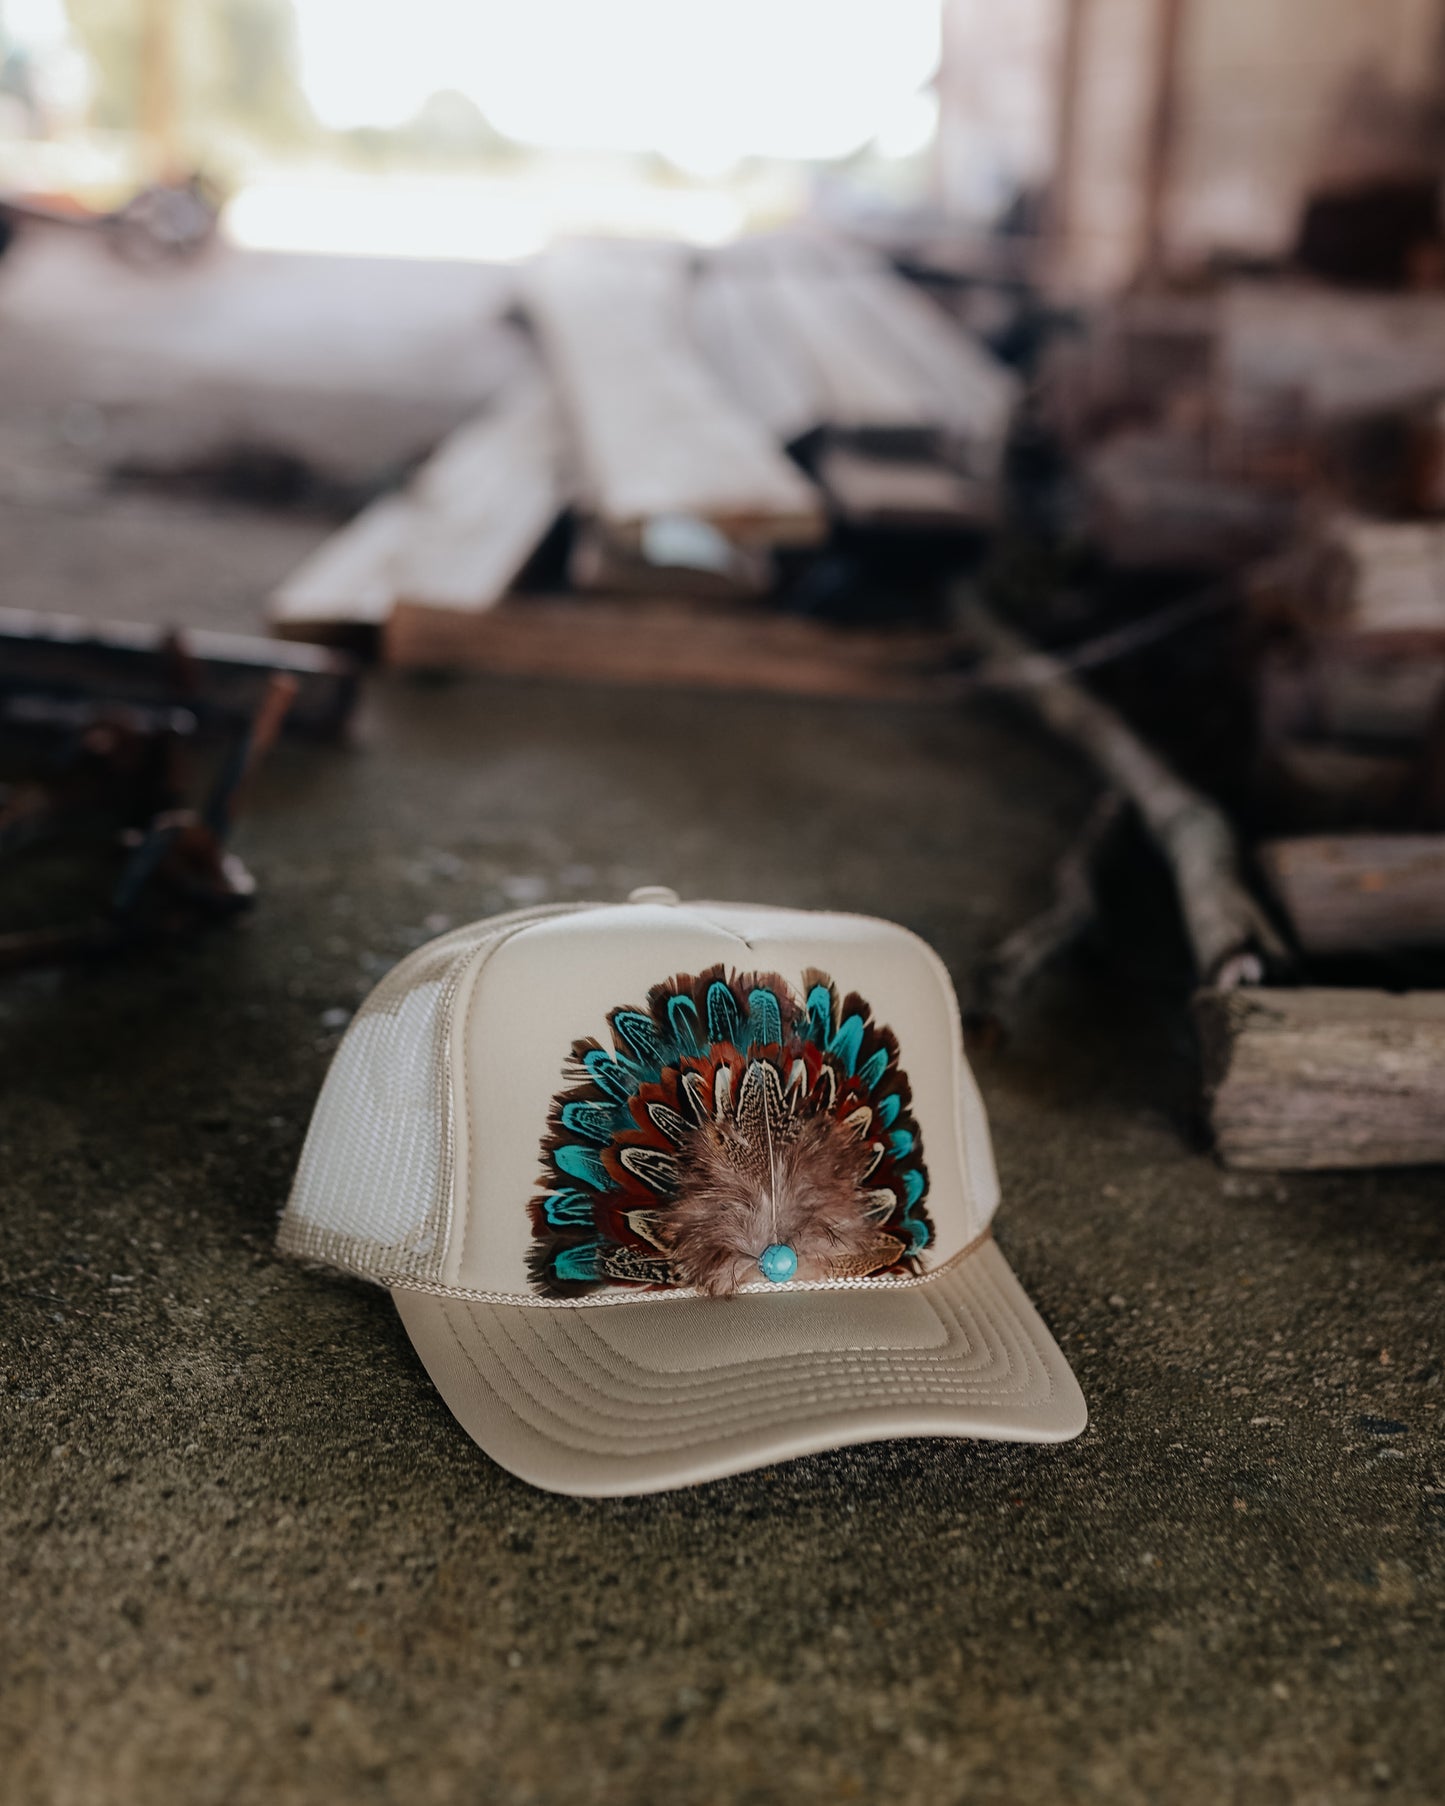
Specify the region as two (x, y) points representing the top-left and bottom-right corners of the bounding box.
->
(1255, 643), (1445, 746)
(385, 368), (568, 664)
(1289, 517), (1445, 653)
(690, 270), (826, 445)
(1085, 429), (1295, 571)
(272, 357), (568, 651)
(1259, 833), (1445, 954)
(0, 608), (358, 740)
(524, 244), (823, 548)
(1196, 986), (1445, 1169)
(268, 494), (414, 648)
(1257, 834), (1445, 960)
(835, 270), (1018, 469)
(374, 593), (953, 701)
(763, 268), (930, 436)
(1047, 0), (1092, 283)
(1139, 0), (1189, 288)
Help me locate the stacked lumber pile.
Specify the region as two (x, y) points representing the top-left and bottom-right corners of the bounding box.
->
(961, 590), (1445, 1174)
(271, 338), (566, 651)
(973, 268), (1445, 1173)
(268, 233), (1019, 700)
(696, 233), (1017, 527)
(1049, 283), (1445, 571)
(1196, 987), (1445, 1170)
(908, 235), (1445, 1172)
(1250, 514), (1445, 830)
(1215, 513), (1445, 1169)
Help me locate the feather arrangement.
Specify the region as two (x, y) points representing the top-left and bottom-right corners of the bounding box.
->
(528, 966), (932, 1297)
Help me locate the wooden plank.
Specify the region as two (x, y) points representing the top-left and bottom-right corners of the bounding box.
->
(815, 443), (995, 531)
(1316, 518), (1445, 648)
(1254, 515), (1445, 658)
(0, 608), (358, 739)
(268, 493), (415, 646)
(1046, 0), (1089, 276)
(390, 369), (567, 619)
(1138, 0), (1188, 287)
(1196, 986), (1445, 1169)
(273, 359), (567, 651)
(832, 270), (1018, 472)
(693, 259), (1016, 513)
(764, 267), (927, 436)
(1085, 430), (1295, 571)
(378, 593), (952, 701)
(1260, 834), (1445, 954)
(1219, 286), (1445, 426)
(523, 244), (823, 548)
(1256, 644), (1445, 746)
(690, 271), (826, 445)
(705, 230), (875, 279)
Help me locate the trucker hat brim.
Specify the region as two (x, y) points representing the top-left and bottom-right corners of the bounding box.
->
(392, 1236), (1086, 1496)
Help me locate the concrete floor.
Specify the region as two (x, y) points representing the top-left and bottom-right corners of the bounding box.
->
(2, 236), (1443, 1806)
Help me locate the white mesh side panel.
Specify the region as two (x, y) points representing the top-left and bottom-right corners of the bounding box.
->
(278, 904), (588, 1287)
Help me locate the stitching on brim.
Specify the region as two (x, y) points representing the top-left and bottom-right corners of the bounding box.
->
(425, 1252), (1058, 1453)
(436, 1296), (1039, 1451)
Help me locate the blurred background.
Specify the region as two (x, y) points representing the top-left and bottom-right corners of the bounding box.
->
(4, 0), (1442, 271)
(3, 0), (1445, 1076)
(5, 0), (1445, 1061)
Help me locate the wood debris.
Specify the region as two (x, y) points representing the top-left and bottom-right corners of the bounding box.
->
(1050, 285), (1445, 570)
(1197, 987), (1445, 1170)
(0, 608), (357, 740)
(958, 592), (1286, 989)
(524, 242), (823, 549)
(1259, 834), (1445, 955)
(272, 340), (568, 652)
(1250, 515), (1445, 831)
(265, 232), (1019, 690)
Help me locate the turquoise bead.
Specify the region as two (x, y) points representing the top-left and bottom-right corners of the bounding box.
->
(757, 1243), (798, 1284)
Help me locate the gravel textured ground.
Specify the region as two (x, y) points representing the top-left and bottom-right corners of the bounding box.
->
(1, 236), (1442, 1806)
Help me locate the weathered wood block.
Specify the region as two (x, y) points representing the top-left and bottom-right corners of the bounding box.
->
(1259, 834), (1445, 954)
(1196, 986), (1445, 1169)
(1260, 515), (1445, 654)
(1084, 430), (1295, 571)
(1255, 643), (1445, 747)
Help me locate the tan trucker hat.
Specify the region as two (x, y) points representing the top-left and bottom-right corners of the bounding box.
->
(278, 888), (1086, 1495)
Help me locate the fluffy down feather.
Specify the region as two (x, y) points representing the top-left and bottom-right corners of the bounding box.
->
(663, 1111), (904, 1297)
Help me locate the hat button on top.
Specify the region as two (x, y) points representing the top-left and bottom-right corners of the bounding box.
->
(627, 886), (681, 906)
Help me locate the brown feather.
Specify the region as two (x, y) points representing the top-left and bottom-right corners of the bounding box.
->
(660, 1108), (886, 1296)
